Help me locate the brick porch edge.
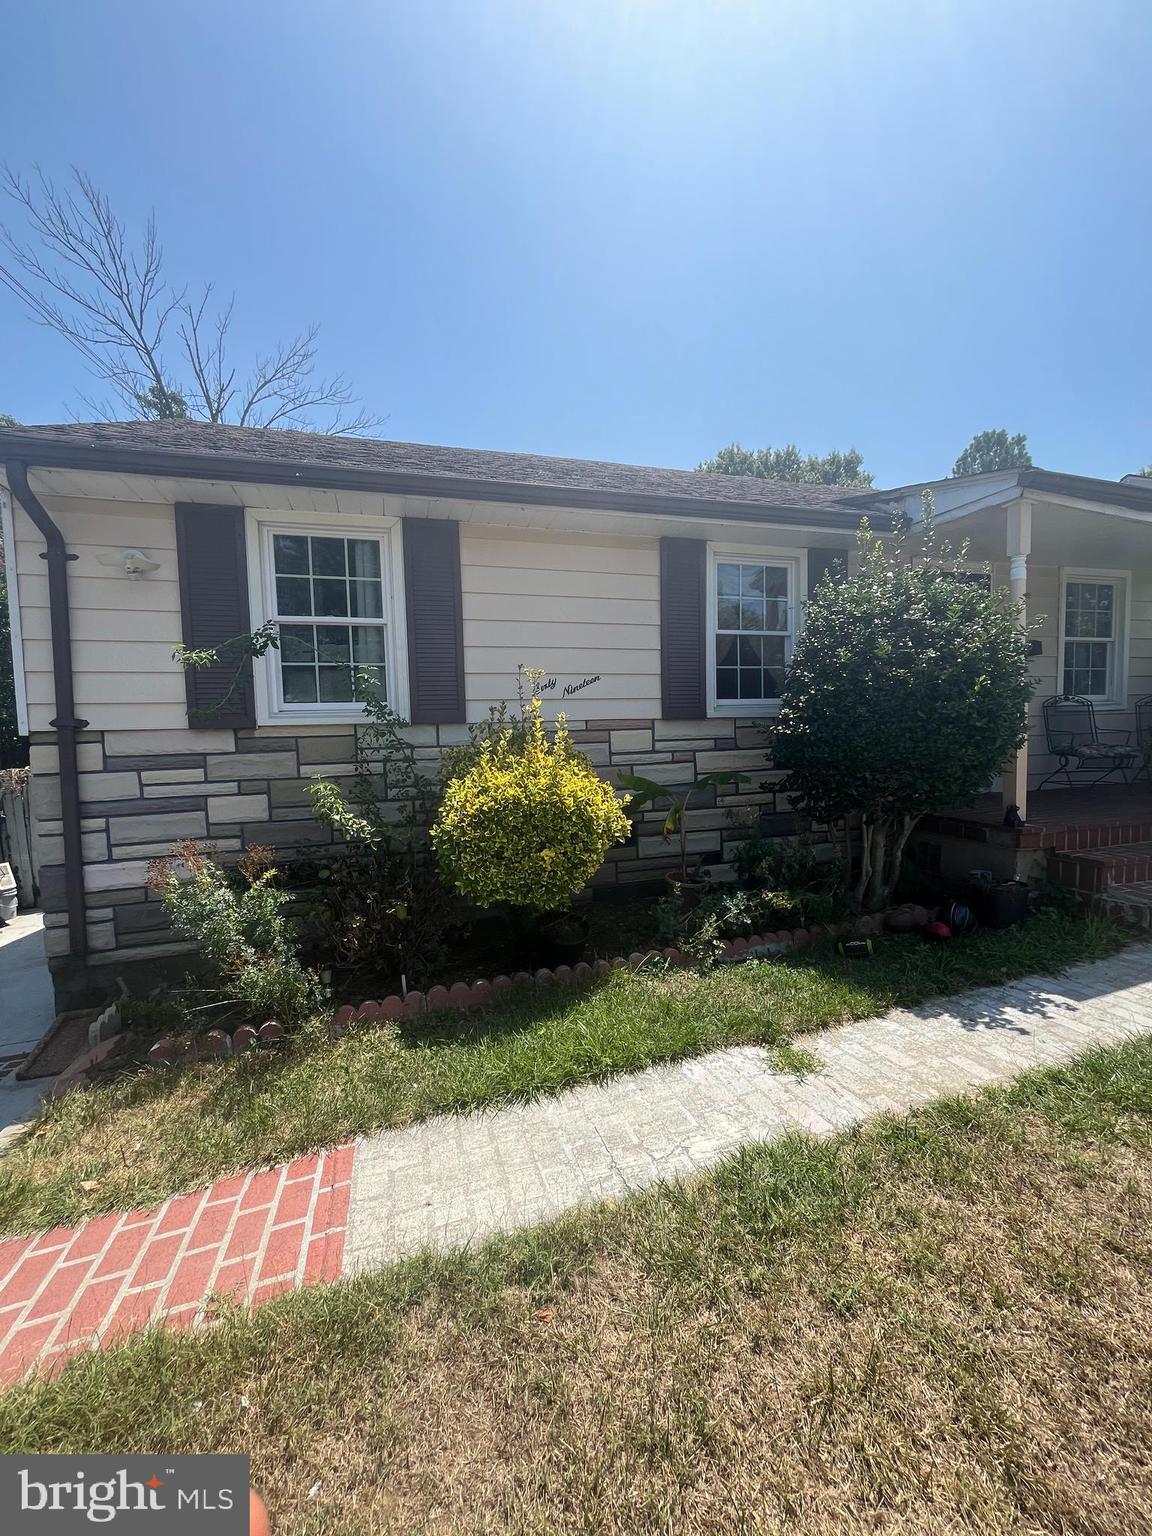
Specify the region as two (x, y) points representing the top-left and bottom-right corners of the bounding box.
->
(0, 1145), (352, 1386)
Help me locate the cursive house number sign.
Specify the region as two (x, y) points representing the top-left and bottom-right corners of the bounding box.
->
(563, 674), (601, 698)
(535, 673), (602, 698)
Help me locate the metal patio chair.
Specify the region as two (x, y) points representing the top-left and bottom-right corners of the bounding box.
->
(1037, 695), (1140, 791)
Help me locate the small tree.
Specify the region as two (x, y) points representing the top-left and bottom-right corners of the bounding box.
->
(618, 770), (748, 886)
(773, 503), (1032, 911)
(952, 428), (1032, 477)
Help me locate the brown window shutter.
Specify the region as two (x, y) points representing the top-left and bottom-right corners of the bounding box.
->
(403, 518), (466, 724)
(174, 503), (256, 728)
(660, 537), (707, 720)
(807, 548), (844, 593)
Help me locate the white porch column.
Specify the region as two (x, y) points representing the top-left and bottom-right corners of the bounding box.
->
(1003, 497), (1033, 820)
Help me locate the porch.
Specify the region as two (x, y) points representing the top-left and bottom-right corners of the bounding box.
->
(917, 784), (1152, 923)
(883, 465), (1152, 821)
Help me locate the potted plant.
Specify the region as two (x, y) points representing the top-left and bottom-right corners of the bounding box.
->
(619, 770), (749, 908)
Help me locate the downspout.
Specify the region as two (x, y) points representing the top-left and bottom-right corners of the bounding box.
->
(5, 462), (87, 959)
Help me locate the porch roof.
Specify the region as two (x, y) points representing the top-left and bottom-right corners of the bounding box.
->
(856, 466), (1152, 517)
(860, 467), (1152, 566)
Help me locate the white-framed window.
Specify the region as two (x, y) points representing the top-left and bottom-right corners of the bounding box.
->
(1059, 569), (1129, 706)
(706, 545), (804, 716)
(248, 512), (408, 723)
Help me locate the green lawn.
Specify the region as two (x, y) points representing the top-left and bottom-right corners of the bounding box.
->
(3, 1031), (1151, 1535)
(0, 911), (1129, 1236)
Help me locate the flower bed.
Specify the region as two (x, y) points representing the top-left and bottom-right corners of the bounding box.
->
(141, 905), (933, 1067)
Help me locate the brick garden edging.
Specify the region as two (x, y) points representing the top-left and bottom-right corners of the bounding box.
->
(139, 905), (934, 1069)
(320, 906), (933, 1034)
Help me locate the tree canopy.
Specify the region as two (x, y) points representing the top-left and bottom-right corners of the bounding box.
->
(697, 442), (872, 488)
(951, 429), (1032, 477)
(772, 504), (1031, 911)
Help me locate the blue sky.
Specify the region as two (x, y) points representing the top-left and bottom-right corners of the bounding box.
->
(1, 0), (1149, 487)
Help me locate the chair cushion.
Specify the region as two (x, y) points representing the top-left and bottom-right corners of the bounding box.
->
(1074, 743), (1139, 761)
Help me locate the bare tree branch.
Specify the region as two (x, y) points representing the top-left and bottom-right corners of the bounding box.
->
(177, 286), (238, 421)
(0, 166), (383, 434)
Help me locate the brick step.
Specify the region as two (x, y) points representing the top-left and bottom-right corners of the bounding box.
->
(1092, 881), (1152, 930)
(1049, 841), (1152, 896)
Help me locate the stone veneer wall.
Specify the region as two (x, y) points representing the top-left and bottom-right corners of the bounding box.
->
(28, 718), (839, 985)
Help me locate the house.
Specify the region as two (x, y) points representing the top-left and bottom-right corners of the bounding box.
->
(3, 419), (1152, 1002)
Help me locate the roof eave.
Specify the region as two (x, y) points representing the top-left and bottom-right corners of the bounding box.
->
(843, 469), (1028, 505)
(851, 467), (1152, 517)
(0, 435), (888, 533)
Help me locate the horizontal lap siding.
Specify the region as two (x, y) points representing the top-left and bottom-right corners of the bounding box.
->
(1128, 573), (1152, 702)
(13, 498), (187, 733)
(1119, 571), (1152, 763)
(460, 526), (661, 719)
(1025, 564), (1152, 789)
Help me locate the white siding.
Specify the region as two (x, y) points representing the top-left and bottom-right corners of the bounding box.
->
(13, 497), (187, 734)
(460, 525), (661, 720)
(17, 487), (1152, 761)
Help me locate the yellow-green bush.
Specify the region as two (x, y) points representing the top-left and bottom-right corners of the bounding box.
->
(431, 698), (631, 911)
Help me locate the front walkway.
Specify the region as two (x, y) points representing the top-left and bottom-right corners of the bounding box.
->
(2, 946), (1152, 1385)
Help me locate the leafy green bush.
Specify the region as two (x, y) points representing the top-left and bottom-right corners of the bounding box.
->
(773, 498), (1031, 911)
(656, 876), (847, 965)
(432, 692), (631, 913)
(306, 680), (454, 983)
(147, 842), (324, 1026)
(729, 825), (850, 920)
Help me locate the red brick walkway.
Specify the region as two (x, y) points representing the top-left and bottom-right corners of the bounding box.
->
(0, 1145), (353, 1386)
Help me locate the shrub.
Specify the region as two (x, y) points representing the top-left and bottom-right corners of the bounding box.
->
(147, 842), (325, 1026)
(306, 680), (454, 983)
(773, 498), (1032, 911)
(729, 823), (850, 916)
(432, 693), (631, 913)
(655, 874), (848, 964)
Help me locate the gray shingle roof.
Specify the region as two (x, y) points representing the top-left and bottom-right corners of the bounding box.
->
(0, 419), (872, 515)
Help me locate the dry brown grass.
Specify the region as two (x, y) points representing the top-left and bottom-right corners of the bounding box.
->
(4, 1041), (1152, 1534)
(322, 1130), (1152, 1535)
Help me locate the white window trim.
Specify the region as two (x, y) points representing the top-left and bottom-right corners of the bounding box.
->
(246, 508), (409, 725)
(0, 487), (29, 737)
(706, 543), (807, 718)
(1058, 567), (1130, 710)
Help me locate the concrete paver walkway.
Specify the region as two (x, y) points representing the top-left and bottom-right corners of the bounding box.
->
(346, 946), (1152, 1268)
(1, 945), (1151, 1385)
